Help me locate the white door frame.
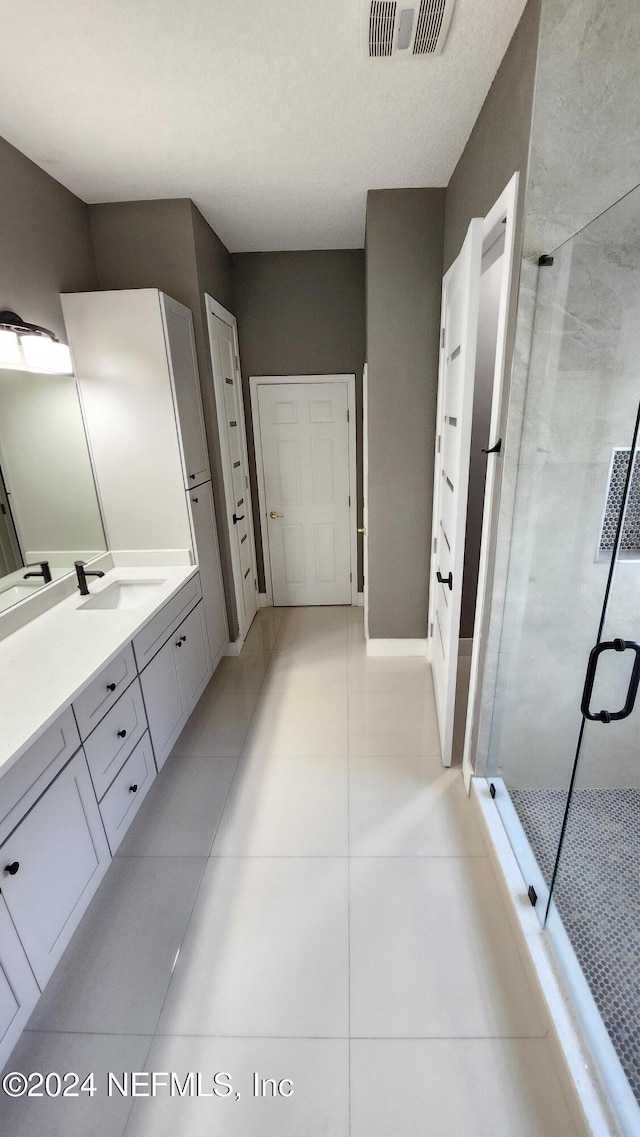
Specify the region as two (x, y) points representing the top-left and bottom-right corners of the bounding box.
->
(250, 374), (358, 607)
(362, 363), (369, 637)
(205, 294), (259, 641)
(461, 172), (520, 789)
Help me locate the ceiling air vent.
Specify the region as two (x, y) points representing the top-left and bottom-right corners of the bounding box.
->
(369, 2), (397, 58)
(364, 0), (455, 59)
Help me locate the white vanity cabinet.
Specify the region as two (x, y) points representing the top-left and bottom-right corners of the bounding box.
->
(0, 897), (40, 1060)
(0, 749), (110, 988)
(62, 288), (228, 665)
(139, 599), (212, 769)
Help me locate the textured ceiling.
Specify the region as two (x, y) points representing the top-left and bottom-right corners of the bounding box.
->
(0, 0), (526, 250)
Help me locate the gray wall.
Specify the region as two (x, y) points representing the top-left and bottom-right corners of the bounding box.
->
(230, 250), (366, 593)
(441, 0), (541, 642)
(444, 0), (542, 273)
(0, 133), (98, 342)
(89, 198), (240, 637)
(365, 189), (445, 639)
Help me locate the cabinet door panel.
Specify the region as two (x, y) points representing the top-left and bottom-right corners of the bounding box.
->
(0, 752), (110, 988)
(177, 601), (212, 713)
(162, 295), (210, 489)
(139, 636), (188, 770)
(188, 482), (228, 667)
(0, 897), (40, 1068)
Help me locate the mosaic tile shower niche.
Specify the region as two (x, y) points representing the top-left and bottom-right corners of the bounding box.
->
(599, 448), (640, 559)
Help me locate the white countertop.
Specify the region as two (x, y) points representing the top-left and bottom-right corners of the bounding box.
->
(0, 563), (198, 779)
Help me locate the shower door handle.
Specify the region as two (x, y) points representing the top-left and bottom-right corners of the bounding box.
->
(580, 638), (640, 722)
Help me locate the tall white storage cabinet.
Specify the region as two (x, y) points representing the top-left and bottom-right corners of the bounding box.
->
(62, 290), (229, 668)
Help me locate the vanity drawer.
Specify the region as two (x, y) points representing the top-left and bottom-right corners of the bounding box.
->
(0, 708), (81, 845)
(84, 678), (148, 800)
(99, 732), (156, 853)
(133, 573), (201, 669)
(72, 644), (137, 740)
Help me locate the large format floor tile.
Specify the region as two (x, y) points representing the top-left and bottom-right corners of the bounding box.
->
(350, 857), (546, 1038)
(262, 647), (348, 695)
(212, 752), (348, 856)
(174, 687), (258, 758)
(275, 607), (349, 653)
(348, 646), (433, 694)
(350, 1039), (578, 1137)
(117, 754), (238, 857)
(0, 1032), (151, 1137)
(349, 690), (441, 756)
(349, 756), (486, 857)
(243, 689), (348, 757)
(28, 857), (206, 1035)
(157, 857), (349, 1037)
(207, 649), (272, 695)
(125, 1036), (349, 1137)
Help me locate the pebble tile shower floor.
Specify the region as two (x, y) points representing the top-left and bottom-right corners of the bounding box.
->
(511, 786), (640, 1104)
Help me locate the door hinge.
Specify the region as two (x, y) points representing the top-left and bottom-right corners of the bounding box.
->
(489, 782), (496, 799)
(347, 409), (350, 422)
(350, 572), (352, 582)
(441, 327), (445, 348)
(433, 537), (437, 554)
(0, 504), (5, 516)
(245, 475), (249, 488)
(437, 434), (441, 454)
(348, 495), (351, 507)
(429, 622), (433, 637)
(254, 579), (257, 589)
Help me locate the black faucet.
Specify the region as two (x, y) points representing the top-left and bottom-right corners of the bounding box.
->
(23, 560), (52, 584)
(74, 560), (105, 596)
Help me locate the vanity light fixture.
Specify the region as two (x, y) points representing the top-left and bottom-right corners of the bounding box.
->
(0, 310), (73, 374)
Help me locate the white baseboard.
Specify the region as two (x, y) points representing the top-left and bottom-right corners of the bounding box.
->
(224, 635), (244, 657)
(366, 638), (427, 657)
(356, 592), (364, 608)
(257, 593), (268, 608)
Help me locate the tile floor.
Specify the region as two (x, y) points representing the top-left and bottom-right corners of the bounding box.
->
(0, 607), (581, 1136)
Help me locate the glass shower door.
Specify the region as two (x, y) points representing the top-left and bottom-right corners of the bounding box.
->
(484, 183), (640, 1126)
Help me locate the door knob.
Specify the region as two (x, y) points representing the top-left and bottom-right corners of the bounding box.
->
(233, 513), (245, 524)
(5, 861), (19, 876)
(117, 729), (127, 739)
(270, 511), (283, 519)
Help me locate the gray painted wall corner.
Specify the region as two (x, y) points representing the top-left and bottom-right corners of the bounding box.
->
(365, 188), (446, 640)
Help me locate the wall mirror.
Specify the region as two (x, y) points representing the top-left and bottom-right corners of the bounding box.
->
(0, 368), (106, 612)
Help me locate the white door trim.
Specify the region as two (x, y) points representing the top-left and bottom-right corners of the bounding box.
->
(462, 172), (520, 790)
(250, 374), (358, 606)
(205, 294), (259, 641)
(362, 363), (370, 637)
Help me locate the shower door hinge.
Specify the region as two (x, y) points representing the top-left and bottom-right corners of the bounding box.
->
(527, 885), (538, 907)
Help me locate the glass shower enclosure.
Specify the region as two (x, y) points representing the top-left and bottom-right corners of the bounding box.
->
(483, 183), (640, 1131)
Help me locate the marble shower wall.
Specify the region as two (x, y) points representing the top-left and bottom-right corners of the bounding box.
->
(478, 0), (640, 786)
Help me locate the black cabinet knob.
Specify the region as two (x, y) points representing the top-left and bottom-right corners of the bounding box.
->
(117, 729), (127, 739)
(175, 634), (187, 647)
(189, 473), (196, 480)
(5, 861), (19, 876)
(192, 497), (199, 503)
(129, 784), (138, 794)
(106, 682), (116, 692)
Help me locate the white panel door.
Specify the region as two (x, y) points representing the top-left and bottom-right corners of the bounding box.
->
(161, 294), (211, 489)
(430, 219), (483, 766)
(188, 481), (229, 667)
(207, 306), (258, 639)
(258, 382), (352, 606)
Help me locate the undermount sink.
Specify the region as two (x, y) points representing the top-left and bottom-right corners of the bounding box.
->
(79, 580), (166, 611)
(0, 580), (45, 613)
